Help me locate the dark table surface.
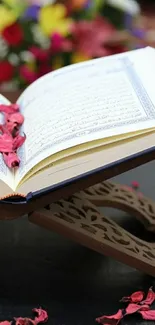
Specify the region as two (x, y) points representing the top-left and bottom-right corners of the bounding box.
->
(0, 206), (154, 325)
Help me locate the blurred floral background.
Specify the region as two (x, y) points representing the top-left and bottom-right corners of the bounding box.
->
(0, 0), (155, 91)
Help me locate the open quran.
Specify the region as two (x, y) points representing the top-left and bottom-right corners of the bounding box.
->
(0, 46), (155, 201)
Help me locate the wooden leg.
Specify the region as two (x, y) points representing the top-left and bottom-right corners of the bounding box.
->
(82, 181), (155, 232)
(29, 189), (155, 277)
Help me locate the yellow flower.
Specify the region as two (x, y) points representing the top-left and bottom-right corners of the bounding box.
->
(39, 4), (73, 36)
(0, 5), (17, 32)
(71, 53), (90, 64)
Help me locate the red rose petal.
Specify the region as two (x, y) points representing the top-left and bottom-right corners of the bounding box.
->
(3, 152), (20, 168)
(6, 112), (24, 125)
(125, 303), (149, 315)
(139, 310), (155, 320)
(14, 318), (34, 325)
(96, 309), (123, 325)
(120, 290), (144, 303)
(13, 134), (26, 150)
(141, 287), (155, 306)
(0, 133), (13, 152)
(0, 104), (19, 114)
(33, 308), (48, 324)
(4, 112), (24, 135)
(131, 181), (140, 189)
(0, 309), (48, 325)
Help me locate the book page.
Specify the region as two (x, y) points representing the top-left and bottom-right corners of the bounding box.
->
(0, 95), (15, 190)
(15, 47), (155, 186)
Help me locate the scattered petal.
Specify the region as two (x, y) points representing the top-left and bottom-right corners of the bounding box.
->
(7, 112), (24, 125)
(3, 152), (20, 168)
(139, 310), (155, 320)
(96, 309), (123, 325)
(141, 287), (155, 306)
(14, 318), (34, 325)
(0, 103), (25, 168)
(0, 309), (48, 325)
(120, 291), (144, 303)
(0, 133), (13, 152)
(5, 112), (24, 135)
(33, 308), (48, 324)
(0, 124), (10, 135)
(0, 104), (19, 114)
(13, 134), (26, 150)
(131, 181), (140, 189)
(125, 303), (149, 315)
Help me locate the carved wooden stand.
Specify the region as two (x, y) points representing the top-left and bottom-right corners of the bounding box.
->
(29, 181), (155, 277)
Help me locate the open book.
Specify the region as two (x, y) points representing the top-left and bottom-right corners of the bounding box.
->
(1, 46), (155, 201)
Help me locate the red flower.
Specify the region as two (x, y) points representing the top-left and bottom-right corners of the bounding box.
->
(0, 61), (14, 83)
(2, 22), (23, 46)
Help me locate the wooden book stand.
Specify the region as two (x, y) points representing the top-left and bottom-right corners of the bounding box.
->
(29, 180), (155, 277)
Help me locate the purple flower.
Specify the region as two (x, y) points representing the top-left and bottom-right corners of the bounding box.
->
(23, 5), (40, 20)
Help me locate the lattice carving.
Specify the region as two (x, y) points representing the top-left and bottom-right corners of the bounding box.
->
(30, 191), (155, 277)
(82, 181), (155, 232)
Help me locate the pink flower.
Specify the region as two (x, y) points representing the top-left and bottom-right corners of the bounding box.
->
(51, 32), (72, 53)
(71, 17), (117, 57)
(30, 46), (49, 61)
(20, 65), (37, 84)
